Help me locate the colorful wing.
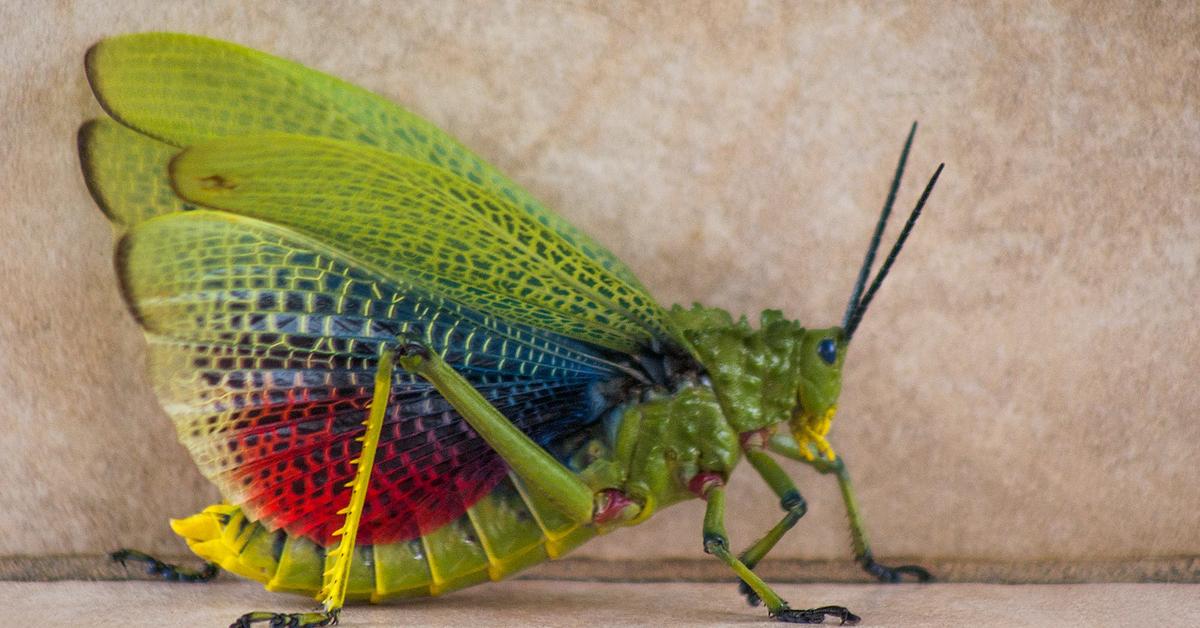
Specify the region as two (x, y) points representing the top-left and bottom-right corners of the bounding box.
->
(79, 33), (686, 545)
(83, 32), (672, 343)
(167, 132), (675, 353)
(119, 209), (623, 544)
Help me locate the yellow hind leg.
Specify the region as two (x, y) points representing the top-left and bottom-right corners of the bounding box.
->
(230, 347), (395, 628)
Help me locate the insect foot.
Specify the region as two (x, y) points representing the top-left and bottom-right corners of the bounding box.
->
(229, 609), (338, 628)
(861, 551), (933, 583)
(771, 605), (861, 625)
(109, 548), (218, 583)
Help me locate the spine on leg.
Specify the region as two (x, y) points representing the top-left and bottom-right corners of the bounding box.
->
(319, 349), (394, 612)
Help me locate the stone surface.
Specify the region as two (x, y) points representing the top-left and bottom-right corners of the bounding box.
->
(1, 0), (1198, 569)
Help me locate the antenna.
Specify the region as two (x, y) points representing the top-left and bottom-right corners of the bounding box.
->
(842, 122), (917, 331)
(842, 124), (943, 341)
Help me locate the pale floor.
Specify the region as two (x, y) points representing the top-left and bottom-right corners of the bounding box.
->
(8, 580), (1198, 627)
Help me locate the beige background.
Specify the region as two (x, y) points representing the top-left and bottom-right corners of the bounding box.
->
(2, 0), (1197, 572)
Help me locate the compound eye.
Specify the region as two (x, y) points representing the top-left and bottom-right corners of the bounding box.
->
(816, 338), (837, 365)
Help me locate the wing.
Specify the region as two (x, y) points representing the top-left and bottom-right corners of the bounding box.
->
(83, 117), (676, 352)
(167, 132), (676, 353)
(78, 118), (194, 226)
(84, 32), (657, 318)
(120, 210), (623, 545)
(80, 33), (689, 545)
(84, 33), (686, 354)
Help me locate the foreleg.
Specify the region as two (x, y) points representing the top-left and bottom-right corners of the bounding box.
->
(769, 434), (931, 583)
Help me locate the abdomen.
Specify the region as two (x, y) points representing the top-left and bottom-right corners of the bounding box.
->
(173, 472), (596, 601)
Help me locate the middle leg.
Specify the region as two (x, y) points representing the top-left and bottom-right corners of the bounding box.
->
(734, 446), (811, 605)
(698, 478), (859, 625)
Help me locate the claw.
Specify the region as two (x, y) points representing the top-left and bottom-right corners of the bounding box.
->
(108, 548), (218, 582)
(862, 555), (933, 583)
(773, 605), (860, 625)
(231, 610), (337, 628)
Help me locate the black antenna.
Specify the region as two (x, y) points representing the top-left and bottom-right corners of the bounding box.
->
(842, 122), (918, 331)
(843, 162), (944, 341)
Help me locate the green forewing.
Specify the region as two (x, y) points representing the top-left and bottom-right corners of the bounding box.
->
(168, 133), (672, 352)
(84, 33), (647, 291)
(84, 32), (680, 354)
(78, 118), (193, 226)
(81, 33), (693, 544)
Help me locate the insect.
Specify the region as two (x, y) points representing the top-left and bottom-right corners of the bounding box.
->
(81, 33), (943, 627)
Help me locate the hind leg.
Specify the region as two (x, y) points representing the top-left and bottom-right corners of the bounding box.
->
(230, 346), (396, 628)
(110, 548), (218, 582)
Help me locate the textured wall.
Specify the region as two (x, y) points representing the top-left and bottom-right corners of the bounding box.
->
(2, 0), (1197, 568)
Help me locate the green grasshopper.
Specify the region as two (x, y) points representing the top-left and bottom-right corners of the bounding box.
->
(83, 33), (941, 626)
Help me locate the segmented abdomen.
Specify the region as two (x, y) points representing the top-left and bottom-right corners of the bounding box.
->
(173, 472), (595, 601)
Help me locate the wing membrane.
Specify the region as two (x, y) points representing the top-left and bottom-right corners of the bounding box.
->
(78, 118), (192, 226)
(121, 210), (619, 544)
(85, 32), (644, 287)
(168, 132), (676, 353)
(82, 33), (688, 542)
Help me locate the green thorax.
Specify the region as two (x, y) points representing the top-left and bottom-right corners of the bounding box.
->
(668, 304), (847, 439)
(574, 385), (739, 521)
(568, 304), (849, 526)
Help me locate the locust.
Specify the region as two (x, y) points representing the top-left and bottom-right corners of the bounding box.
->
(81, 33), (942, 626)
